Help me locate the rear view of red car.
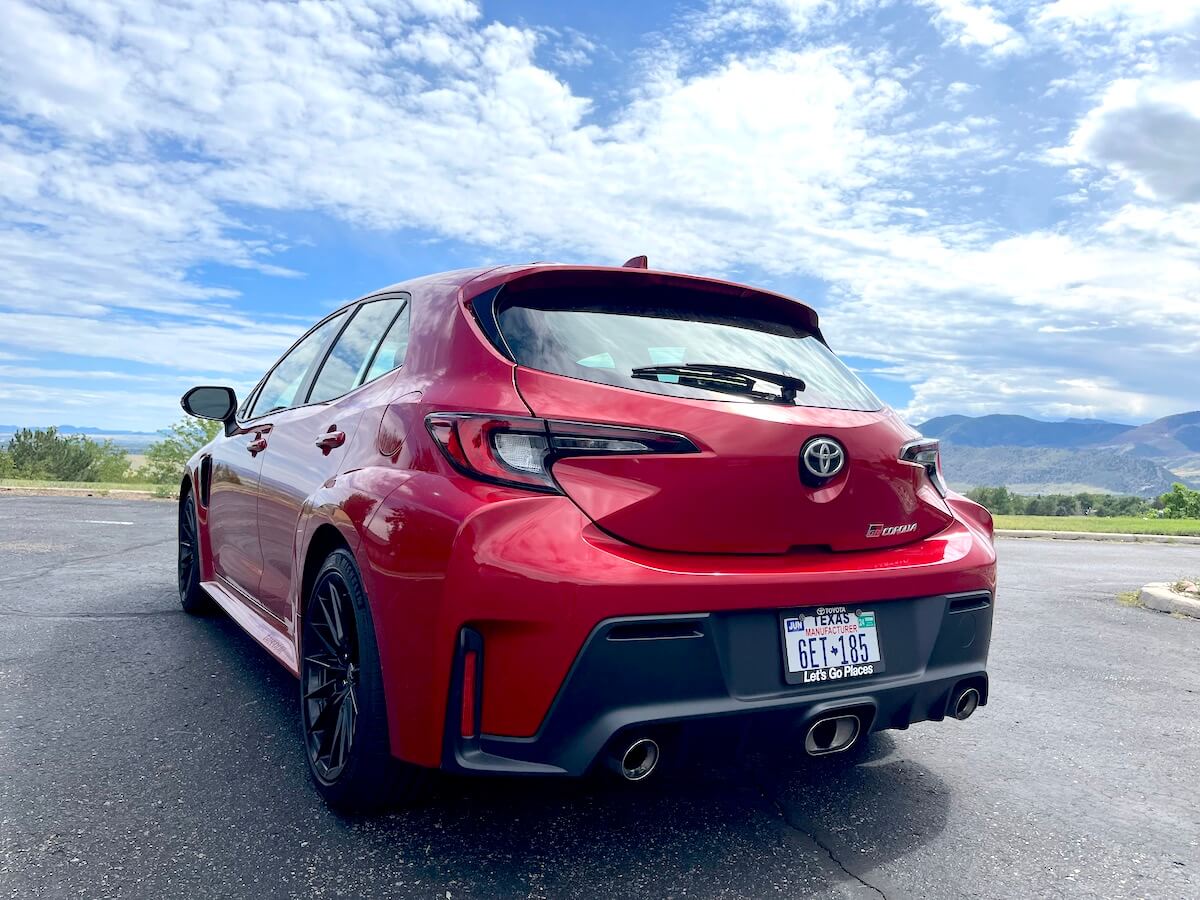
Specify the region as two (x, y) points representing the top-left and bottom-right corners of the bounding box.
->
(178, 262), (996, 811)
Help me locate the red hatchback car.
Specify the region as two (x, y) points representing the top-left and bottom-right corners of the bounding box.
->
(178, 262), (996, 811)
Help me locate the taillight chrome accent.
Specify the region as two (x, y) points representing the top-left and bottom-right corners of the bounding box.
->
(425, 413), (700, 493)
(900, 438), (947, 497)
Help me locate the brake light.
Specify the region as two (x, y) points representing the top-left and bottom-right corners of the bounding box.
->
(425, 413), (700, 492)
(900, 438), (947, 497)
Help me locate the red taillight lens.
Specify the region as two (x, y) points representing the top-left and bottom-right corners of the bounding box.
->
(425, 413), (699, 492)
(460, 649), (478, 738)
(900, 438), (947, 497)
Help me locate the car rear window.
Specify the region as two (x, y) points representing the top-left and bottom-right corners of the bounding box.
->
(495, 287), (881, 411)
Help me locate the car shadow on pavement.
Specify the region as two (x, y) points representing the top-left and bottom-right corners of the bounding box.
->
(186, 611), (953, 898)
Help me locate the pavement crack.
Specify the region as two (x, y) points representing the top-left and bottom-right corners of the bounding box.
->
(750, 776), (888, 900)
(0, 607), (178, 620)
(0, 537), (173, 587)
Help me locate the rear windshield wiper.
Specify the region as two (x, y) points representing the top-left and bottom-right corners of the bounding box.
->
(631, 363), (807, 404)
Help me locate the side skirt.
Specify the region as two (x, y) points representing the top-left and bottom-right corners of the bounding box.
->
(201, 580), (299, 676)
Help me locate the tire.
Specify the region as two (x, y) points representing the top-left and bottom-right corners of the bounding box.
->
(178, 491), (214, 615)
(299, 549), (424, 812)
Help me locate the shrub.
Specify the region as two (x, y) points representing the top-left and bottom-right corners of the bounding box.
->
(1158, 483), (1200, 519)
(965, 486), (1152, 517)
(4, 427), (131, 482)
(140, 417), (223, 484)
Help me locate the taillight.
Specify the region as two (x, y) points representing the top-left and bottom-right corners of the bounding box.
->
(900, 438), (947, 497)
(425, 413), (700, 492)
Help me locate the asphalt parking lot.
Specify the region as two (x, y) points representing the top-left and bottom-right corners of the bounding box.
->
(1, 495), (1197, 899)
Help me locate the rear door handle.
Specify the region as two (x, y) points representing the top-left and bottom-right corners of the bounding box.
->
(247, 437), (268, 455)
(315, 430), (346, 452)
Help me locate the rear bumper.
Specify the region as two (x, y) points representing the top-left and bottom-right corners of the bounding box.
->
(445, 591), (993, 776)
(362, 482), (996, 770)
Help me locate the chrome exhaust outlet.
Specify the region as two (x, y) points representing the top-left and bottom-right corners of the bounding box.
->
(952, 687), (980, 721)
(609, 738), (660, 781)
(803, 715), (861, 756)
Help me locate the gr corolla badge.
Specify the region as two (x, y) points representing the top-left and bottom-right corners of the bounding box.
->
(178, 261), (996, 811)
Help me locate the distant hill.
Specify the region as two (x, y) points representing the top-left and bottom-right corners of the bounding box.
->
(939, 445), (1190, 498)
(920, 411), (1200, 497)
(1099, 411), (1200, 455)
(917, 414), (1133, 448)
(0, 424), (161, 437)
(0, 425), (162, 454)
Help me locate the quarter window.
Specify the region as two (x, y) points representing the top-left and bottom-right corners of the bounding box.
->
(249, 312), (348, 418)
(307, 298), (406, 404)
(361, 302), (410, 383)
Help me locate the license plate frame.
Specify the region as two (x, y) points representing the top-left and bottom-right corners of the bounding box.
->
(779, 605), (886, 686)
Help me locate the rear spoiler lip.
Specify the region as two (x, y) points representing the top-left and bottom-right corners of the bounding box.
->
(461, 265), (826, 359)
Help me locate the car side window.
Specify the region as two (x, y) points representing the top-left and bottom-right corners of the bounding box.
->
(307, 298), (406, 404)
(361, 302), (410, 384)
(249, 311), (348, 419)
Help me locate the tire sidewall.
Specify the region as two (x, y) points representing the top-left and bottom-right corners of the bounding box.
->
(301, 549), (394, 809)
(178, 493), (208, 613)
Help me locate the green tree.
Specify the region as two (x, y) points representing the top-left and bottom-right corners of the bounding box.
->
(141, 417), (223, 484)
(1158, 483), (1200, 519)
(965, 486), (1015, 514)
(5, 427), (130, 481)
(0, 446), (12, 479)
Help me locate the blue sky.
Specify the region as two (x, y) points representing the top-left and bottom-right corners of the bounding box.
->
(1, 0), (1198, 431)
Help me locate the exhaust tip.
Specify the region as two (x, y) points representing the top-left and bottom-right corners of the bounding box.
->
(953, 687), (980, 720)
(617, 738), (660, 781)
(804, 715), (861, 756)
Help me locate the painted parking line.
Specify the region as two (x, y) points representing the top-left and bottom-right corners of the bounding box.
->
(83, 520), (135, 526)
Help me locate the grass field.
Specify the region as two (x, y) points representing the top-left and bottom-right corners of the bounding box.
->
(994, 515), (1200, 536)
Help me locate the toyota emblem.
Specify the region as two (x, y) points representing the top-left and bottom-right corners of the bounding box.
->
(801, 437), (846, 479)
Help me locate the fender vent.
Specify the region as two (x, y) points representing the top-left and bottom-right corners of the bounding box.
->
(199, 455), (213, 507)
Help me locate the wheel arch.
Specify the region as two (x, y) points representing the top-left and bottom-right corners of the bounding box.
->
(300, 522), (354, 618)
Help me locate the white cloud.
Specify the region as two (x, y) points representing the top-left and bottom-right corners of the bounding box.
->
(0, 0), (1197, 429)
(920, 0), (1027, 56)
(1034, 0), (1200, 37)
(1056, 78), (1200, 203)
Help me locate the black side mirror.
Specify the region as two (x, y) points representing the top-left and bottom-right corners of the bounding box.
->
(181, 386), (238, 434)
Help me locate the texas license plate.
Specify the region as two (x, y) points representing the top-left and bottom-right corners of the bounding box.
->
(780, 606), (885, 685)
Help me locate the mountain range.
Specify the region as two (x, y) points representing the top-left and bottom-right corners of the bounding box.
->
(918, 411), (1200, 497)
(0, 425), (162, 454)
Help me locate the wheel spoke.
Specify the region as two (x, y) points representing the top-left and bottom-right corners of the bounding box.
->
(309, 688), (343, 738)
(325, 583), (345, 644)
(303, 653), (345, 674)
(335, 696), (353, 768)
(303, 677), (340, 701)
(310, 621), (343, 660)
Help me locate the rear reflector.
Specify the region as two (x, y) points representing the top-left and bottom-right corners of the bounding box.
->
(460, 649), (478, 739)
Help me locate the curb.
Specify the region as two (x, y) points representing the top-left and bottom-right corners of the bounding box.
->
(0, 486), (169, 500)
(1139, 583), (1200, 619)
(996, 529), (1200, 545)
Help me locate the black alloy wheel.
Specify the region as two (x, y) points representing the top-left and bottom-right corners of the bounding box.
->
(178, 492), (212, 614)
(298, 549), (424, 812)
(302, 568), (361, 782)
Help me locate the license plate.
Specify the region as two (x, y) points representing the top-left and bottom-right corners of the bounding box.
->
(780, 606), (885, 685)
